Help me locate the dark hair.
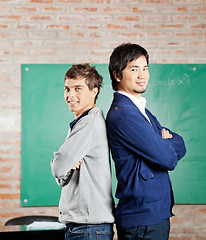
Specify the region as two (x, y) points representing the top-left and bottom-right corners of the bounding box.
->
(65, 63), (103, 102)
(109, 43), (149, 91)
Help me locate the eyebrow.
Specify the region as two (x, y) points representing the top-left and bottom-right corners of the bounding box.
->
(129, 64), (148, 68)
(64, 84), (84, 88)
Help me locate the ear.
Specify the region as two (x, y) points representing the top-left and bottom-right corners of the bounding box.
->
(92, 87), (98, 99)
(113, 71), (121, 82)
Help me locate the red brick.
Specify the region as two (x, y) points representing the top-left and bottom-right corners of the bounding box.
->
(104, 24), (128, 29)
(132, 7), (156, 13)
(74, 41), (100, 47)
(88, 0), (111, 3)
(16, 23), (41, 29)
(189, 6), (206, 12)
(147, 32), (172, 38)
(133, 23), (157, 29)
(173, 15), (199, 21)
(28, 15), (52, 21)
(29, 48), (57, 55)
(75, 24), (99, 30)
(182, 226), (206, 234)
(117, 32), (143, 38)
(145, 15), (171, 21)
(189, 23), (206, 29)
(0, 184), (13, 189)
(45, 24), (70, 29)
(73, 7), (98, 12)
(0, 166), (12, 173)
(58, 0), (82, 2)
(0, 175), (20, 181)
(103, 6), (129, 12)
(0, 194), (20, 200)
(86, 15), (112, 22)
(195, 235), (206, 240)
(174, 0), (199, 3)
(30, 0), (54, 3)
(169, 236), (192, 240)
(0, 24), (8, 29)
(58, 15), (84, 21)
(146, 0), (170, 3)
(188, 41), (206, 47)
(160, 23), (185, 28)
(0, 15), (22, 21)
(176, 32), (201, 38)
(159, 6), (188, 12)
(29, 30), (57, 38)
(0, 212), (25, 219)
(0, 6), (9, 12)
(12, 6), (37, 12)
(194, 214), (206, 223)
(170, 215), (193, 224)
(58, 32), (85, 38)
(44, 7), (68, 12)
(116, 16), (141, 21)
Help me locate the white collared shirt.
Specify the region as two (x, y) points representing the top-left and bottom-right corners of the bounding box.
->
(118, 91), (151, 124)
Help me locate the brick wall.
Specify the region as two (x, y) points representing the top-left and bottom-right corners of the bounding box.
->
(0, 0), (205, 239)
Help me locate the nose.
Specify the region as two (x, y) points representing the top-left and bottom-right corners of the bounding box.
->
(66, 89), (75, 99)
(138, 69), (144, 79)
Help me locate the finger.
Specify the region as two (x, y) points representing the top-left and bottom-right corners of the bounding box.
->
(162, 129), (166, 138)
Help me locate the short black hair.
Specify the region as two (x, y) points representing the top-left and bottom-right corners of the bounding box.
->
(109, 43), (149, 91)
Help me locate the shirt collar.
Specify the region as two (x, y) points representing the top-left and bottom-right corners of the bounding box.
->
(69, 108), (92, 130)
(117, 91), (147, 110)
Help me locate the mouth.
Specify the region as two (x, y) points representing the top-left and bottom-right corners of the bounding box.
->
(67, 99), (79, 106)
(136, 81), (146, 87)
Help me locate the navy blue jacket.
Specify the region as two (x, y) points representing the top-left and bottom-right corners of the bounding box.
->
(106, 92), (186, 228)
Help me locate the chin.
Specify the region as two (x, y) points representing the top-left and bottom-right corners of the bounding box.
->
(134, 89), (146, 94)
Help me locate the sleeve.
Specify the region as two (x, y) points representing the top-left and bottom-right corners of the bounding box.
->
(50, 121), (93, 180)
(150, 113), (186, 161)
(111, 110), (186, 171)
(53, 171), (72, 187)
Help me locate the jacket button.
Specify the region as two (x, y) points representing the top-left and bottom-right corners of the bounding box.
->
(115, 107), (119, 110)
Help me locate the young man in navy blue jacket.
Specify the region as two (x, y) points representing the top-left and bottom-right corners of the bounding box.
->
(106, 43), (186, 240)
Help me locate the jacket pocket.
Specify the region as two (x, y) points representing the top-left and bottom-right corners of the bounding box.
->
(139, 169), (166, 203)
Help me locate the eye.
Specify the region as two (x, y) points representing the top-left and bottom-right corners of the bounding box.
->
(64, 87), (69, 92)
(131, 68), (138, 72)
(76, 87), (83, 91)
(143, 67), (148, 71)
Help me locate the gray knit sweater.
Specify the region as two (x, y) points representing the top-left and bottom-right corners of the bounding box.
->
(51, 107), (115, 224)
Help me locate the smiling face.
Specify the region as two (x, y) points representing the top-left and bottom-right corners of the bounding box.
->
(64, 77), (98, 119)
(115, 55), (149, 98)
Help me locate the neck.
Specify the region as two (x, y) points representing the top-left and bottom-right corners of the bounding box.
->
(74, 104), (95, 119)
(118, 90), (141, 99)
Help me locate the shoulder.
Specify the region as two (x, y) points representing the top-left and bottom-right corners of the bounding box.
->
(89, 106), (104, 117)
(87, 107), (105, 122)
(107, 100), (142, 123)
(76, 107), (106, 130)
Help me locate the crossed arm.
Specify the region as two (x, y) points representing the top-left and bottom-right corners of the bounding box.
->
(68, 160), (82, 173)
(70, 130), (171, 172)
(162, 128), (173, 139)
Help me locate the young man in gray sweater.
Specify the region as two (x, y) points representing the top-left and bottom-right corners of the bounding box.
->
(51, 64), (114, 240)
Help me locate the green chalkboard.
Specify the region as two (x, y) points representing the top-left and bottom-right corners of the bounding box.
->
(21, 64), (206, 206)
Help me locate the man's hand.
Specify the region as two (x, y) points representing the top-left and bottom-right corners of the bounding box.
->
(68, 160), (83, 173)
(162, 128), (173, 139)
